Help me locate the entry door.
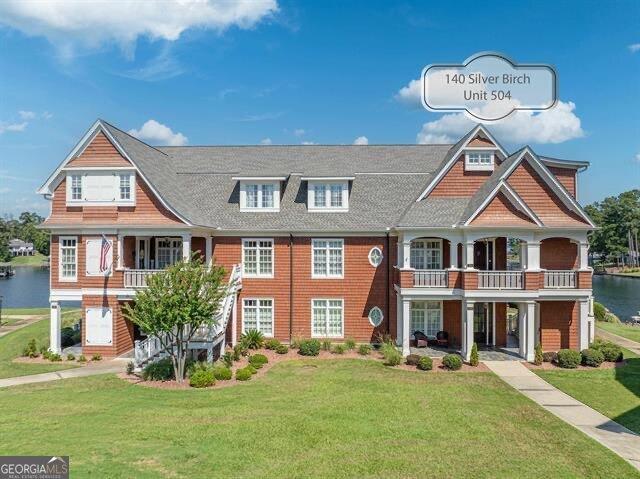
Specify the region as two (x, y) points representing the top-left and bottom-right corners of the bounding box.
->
(136, 238), (150, 269)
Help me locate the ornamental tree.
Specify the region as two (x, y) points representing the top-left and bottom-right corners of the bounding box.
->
(123, 254), (228, 383)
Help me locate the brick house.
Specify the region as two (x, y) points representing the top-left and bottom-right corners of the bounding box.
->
(38, 120), (595, 363)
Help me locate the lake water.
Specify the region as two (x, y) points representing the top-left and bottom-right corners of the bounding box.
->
(0, 267), (638, 321)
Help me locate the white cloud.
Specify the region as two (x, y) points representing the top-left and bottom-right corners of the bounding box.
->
(0, 187), (11, 194)
(628, 43), (640, 53)
(0, 0), (278, 55)
(18, 110), (36, 120)
(42, 111), (53, 120)
(635, 153), (640, 163)
(301, 141), (316, 145)
(293, 128), (305, 137)
(128, 119), (188, 146)
(416, 100), (584, 145)
(0, 122), (28, 133)
(119, 48), (184, 81)
(394, 79), (422, 107)
(353, 136), (369, 145)
(260, 138), (272, 145)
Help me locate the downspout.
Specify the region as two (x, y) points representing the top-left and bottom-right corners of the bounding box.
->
(289, 233), (294, 344)
(386, 230), (390, 335)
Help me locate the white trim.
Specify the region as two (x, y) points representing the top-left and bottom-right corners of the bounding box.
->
(464, 152), (494, 171)
(409, 299), (443, 338)
(464, 181), (543, 227)
(232, 176), (287, 181)
(307, 180), (349, 212)
(410, 238), (443, 270)
(368, 306), (384, 327)
(63, 166), (136, 171)
(368, 246), (384, 267)
(85, 238), (113, 277)
(241, 238), (274, 278)
(311, 238), (344, 279)
(58, 236), (78, 282)
(241, 297), (275, 338)
(239, 180), (281, 212)
(417, 125), (508, 201)
(301, 176), (355, 181)
(311, 298), (344, 338)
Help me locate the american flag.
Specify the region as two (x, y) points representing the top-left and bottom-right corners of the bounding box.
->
(99, 234), (112, 274)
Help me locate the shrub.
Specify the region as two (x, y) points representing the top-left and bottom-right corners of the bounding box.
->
(190, 369), (215, 388)
(581, 348), (604, 367)
(321, 339), (332, 351)
(241, 330), (264, 350)
(48, 353), (62, 362)
(77, 354), (87, 363)
(417, 356), (433, 371)
(332, 344), (346, 354)
(556, 349), (581, 369)
(442, 354), (463, 371)
(298, 339), (321, 356)
(275, 344), (289, 354)
(534, 343), (543, 366)
(290, 337), (303, 349)
(233, 343), (247, 360)
(71, 331), (81, 345)
(593, 301), (606, 321)
(126, 361), (135, 375)
(249, 354), (268, 368)
(39, 345), (48, 357)
(92, 354), (102, 361)
(142, 358), (174, 381)
(60, 327), (76, 348)
(405, 354), (421, 366)
(66, 353), (76, 361)
(247, 364), (258, 374)
(380, 342), (402, 366)
(236, 367), (253, 381)
(264, 338), (281, 350)
(542, 351), (557, 363)
(344, 338), (356, 350)
(22, 339), (38, 358)
(213, 366), (232, 381)
(358, 344), (372, 356)
(590, 339), (623, 362)
(469, 343), (479, 367)
(221, 352), (234, 368)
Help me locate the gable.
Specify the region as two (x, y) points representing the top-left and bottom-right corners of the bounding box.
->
(430, 154), (499, 197)
(547, 165), (576, 197)
(468, 136), (495, 148)
(470, 192), (537, 226)
(66, 131), (132, 168)
(506, 161), (589, 226)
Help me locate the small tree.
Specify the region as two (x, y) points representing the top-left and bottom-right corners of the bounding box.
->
(123, 254), (228, 383)
(534, 343), (543, 366)
(469, 342), (479, 367)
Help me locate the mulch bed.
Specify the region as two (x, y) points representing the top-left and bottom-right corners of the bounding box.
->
(119, 347), (489, 390)
(525, 360), (625, 371)
(13, 356), (99, 366)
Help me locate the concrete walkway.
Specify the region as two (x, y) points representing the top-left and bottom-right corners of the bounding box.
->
(485, 360), (640, 471)
(0, 359), (127, 389)
(597, 328), (640, 356)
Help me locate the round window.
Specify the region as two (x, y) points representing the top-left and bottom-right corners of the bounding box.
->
(368, 247), (383, 267)
(368, 306), (384, 327)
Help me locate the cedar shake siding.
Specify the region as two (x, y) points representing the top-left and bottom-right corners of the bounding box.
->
(547, 166), (577, 198)
(430, 156), (496, 197)
(66, 131), (132, 168)
(539, 301), (579, 351)
(470, 192), (538, 226)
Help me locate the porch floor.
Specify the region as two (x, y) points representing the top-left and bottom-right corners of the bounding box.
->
(410, 345), (522, 361)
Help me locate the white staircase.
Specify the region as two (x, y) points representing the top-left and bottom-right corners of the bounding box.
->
(133, 264), (242, 371)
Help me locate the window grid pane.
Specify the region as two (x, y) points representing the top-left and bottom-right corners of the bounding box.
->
(60, 238), (77, 278)
(119, 175), (131, 200)
(312, 299), (343, 337)
(330, 184), (342, 207)
(314, 184), (326, 207)
(246, 185), (258, 208)
(261, 184), (274, 208)
(243, 240), (273, 276)
(312, 240), (343, 277)
(71, 175), (82, 200)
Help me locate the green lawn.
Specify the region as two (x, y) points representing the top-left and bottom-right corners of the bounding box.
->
(9, 252), (48, 266)
(0, 318), (79, 379)
(0, 361), (637, 478)
(2, 307), (50, 316)
(597, 322), (640, 343)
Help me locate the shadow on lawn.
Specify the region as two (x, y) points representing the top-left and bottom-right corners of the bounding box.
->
(611, 357), (640, 433)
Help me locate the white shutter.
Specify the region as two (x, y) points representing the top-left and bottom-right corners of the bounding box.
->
(86, 239), (113, 276)
(84, 173), (116, 201)
(85, 308), (113, 345)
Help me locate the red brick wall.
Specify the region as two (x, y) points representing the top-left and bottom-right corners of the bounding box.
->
(540, 238), (578, 270)
(81, 295), (133, 357)
(443, 300), (461, 347)
(540, 301), (578, 350)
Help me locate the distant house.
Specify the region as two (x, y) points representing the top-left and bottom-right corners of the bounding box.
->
(8, 239), (34, 256)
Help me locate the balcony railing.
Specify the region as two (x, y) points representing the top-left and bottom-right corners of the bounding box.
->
(478, 271), (523, 289)
(543, 270), (577, 289)
(124, 269), (163, 288)
(413, 270), (448, 288)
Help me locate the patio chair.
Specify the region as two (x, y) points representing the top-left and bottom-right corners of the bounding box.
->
(436, 331), (449, 347)
(413, 331), (429, 348)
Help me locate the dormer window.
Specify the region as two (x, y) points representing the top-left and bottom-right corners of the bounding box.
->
(304, 177), (352, 212)
(465, 151), (494, 171)
(235, 177), (284, 212)
(65, 170), (135, 206)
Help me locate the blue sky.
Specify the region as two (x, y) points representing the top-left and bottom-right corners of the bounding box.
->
(0, 0), (638, 217)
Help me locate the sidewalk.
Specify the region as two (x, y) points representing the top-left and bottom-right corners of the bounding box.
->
(485, 360), (640, 471)
(596, 328), (640, 356)
(0, 359), (126, 389)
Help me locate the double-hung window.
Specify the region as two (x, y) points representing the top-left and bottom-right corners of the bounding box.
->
(410, 301), (442, 338)
(410, 239), (442, 270)
(312, 239), (343, 278)
(59, 237), (77, 281)
(119, 174), (131, 200)
(465, 151), (494, 171)
(330, 184), (343, 207)
(70, 175), (82, 201)
(246, 184), (259, 208)
(240, 181), (280, 211)
(261, 184), (274, 208)
(156, 238), (182, 269)
(242, 299), (274, 336)
(312, 299), (343, 338)
(242, 239), (273, 277)
(314, 184), (326, 208)
(307, 180), (349, 211)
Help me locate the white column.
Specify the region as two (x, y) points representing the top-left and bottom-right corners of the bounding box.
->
(518, 304), (526, 357)
(181, 234), (191, 261)
(519, 302), (536, 361)
(578, 242), (589, 270)
(402, 241), (411, 269)
(465, 241), (475, 269)
(205, 236), (213, 267)
(525, 241), (540, 271)
(402, 299), (411, 357)
(579, 299), (590, 350)
(396, 294), (402, 346)
(588, 297), (595, 343)
(117, 233), (123, 269)
(450, 241), (458, 269)
(231, 293), (238, 347)
(462, 301), (474, 361)
(534, 302), (541, 347)
(49, 301), (61, 354)
(491, 302), (496, 346)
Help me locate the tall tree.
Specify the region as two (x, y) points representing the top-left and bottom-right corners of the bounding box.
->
(123, 255), (228, 382)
